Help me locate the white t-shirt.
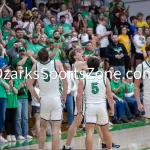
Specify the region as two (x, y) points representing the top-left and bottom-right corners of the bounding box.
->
(22, 22), (34, 33)
(96, 24), (109, 48)
(31, 87), (40, 107)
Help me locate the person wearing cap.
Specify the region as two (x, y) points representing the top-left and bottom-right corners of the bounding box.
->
(47, 38), (65, 62)
(6, 28), (29, 49)
(12, 46), (37, 75)
(44, 16), (57, 38)
(27, 33), (43, 57)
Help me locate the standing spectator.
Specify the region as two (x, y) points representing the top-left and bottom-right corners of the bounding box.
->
(67, 2), (74, 16)
(27, 33), (43, 57)
(107, 34), (127, 79)
(136, 12), (149, 28)
(16, 11), (24, 28)
(116, 12), (131, 36)
(6, 28), (29, 49)
(72, 0), (81, 14)
(46, 0), (60, 19)
(44, 16), (57, 38)
(89, 0), (99, 15)
(43, 10), (52, 25)
(130, 16), (137, 38)
(38, 3), (46, 20)
(0, 2), (13, 29)
(146, 16), (150, 28)
(96, 18), (111, 60)
(0, 75), (10, 143)
(14, 65), (33, 140)
(64, 63), (76, 127)
(113, 1), (129, 25)
(20, 1), (32, 16)
(4, 68), (18, 142)
(119, 27), (131, 72)
(134, 27), (146, 67)
(57, 3), (73, 25)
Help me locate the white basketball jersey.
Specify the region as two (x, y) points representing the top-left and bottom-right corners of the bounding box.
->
(141, 60), (150, 102)
(36, 60), (60, 97)
(84, 73), (106, 104)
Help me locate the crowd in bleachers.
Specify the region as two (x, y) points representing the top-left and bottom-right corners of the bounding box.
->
(0, 0), (149, 144)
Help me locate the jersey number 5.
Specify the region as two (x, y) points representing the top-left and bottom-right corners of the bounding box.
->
(91, 82), (99, 94)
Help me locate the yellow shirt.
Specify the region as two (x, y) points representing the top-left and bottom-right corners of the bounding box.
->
(136, 21), (149, 28)
(119, 35), (130, 56)
(141, 45), (148, 60)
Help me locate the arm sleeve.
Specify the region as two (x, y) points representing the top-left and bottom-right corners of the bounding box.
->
(107, 45), (116, 58)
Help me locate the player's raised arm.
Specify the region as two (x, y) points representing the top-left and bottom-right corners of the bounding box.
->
(56, 60), (68, 102)
(27, 64), (40, 103)
(76, 80), (84, 115)
(134, 64), (144, 111)
(106, 78), (114, 116)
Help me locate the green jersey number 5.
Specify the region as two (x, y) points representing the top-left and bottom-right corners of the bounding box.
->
(91, 82), (99, 94)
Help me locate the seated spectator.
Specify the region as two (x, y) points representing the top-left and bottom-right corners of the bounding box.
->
(16, 11), (23, 28)
(4, 68), (18, 142)
(144, 27), (150, 37)
(136, 12), (149, 28)
(14, 65), (33, 140)
(27, 33), (43, 58)
(34, 23), (44, 36)
(43, 10), (52, 25)
(0, 73), (10, 143)
(146, 15), (150, 28)
(111, 74), (135, 122)
(39, 34), (48, 48)
(124, 72), (144, 120)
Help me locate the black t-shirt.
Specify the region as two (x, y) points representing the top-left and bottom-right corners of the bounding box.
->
(89, 5), (99, 15)
(116, 21), (132, 37)
(46, 2), (60, 13)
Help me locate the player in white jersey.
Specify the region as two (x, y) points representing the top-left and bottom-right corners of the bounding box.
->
(76, 56), (114, 150)
(135, 45), (150, 118)
(27, 49), (68, 150)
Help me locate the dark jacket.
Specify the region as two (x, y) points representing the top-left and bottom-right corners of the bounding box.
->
(107, 42), (127, 66)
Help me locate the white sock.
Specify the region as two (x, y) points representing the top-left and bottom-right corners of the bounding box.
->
(65, 145), (71, 149)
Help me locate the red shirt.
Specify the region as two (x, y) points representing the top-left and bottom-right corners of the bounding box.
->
(114, 8), (124, 25)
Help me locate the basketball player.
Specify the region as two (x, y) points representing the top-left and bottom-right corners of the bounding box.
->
(63, 48), (118, 150)
(135, 45), (150, 119)
(27, 49), (68, 150)
(76, 56), (114, 150)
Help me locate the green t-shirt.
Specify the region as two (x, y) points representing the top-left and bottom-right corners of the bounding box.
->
(12, 57), (33, 75)
(109, 2), (125, 22)
(48, 48), (62, 61)
(6, 38), (29, 49)
(44, 24), (56, 38)
(27, 44), (43, 55)
(84, 50), (96, 56)
(82, 12), (94, 30)
(126, 83), (134, 93)
(110, 80), (125, 99)
(0, 79), (7, 98)
(5, 80), (19, 108)
(0, 17), (10, 30)
(14, 77), (28, 99)
(59, 23), (71, 35)
(39, 43), (48, 49)
(2, 29), (11, 41)
(54, 38), (66, 50)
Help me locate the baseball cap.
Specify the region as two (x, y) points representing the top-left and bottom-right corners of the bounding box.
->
(18, 46), (26, 52)
(32, 7), (38, 11)
(48, 39), (55, 44)
(32, 33), (39, 38)
(71, 37), (78, 42)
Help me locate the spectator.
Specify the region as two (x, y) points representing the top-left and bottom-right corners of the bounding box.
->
(72, 0), (81, 14)
(43, 10), (52, 25)
(141, 35), (150, 61)
(136, 12), (149, 28)
(30, 80), (40, 137)
(27, 33), (43, 57)
(34, 22), (44, 36)
(6, 28), (29, 49)
(0, 74), (10, 143)
(130, 16), (137, 38)
(67, 2), (74, 16)
(16, 10), (24, 27)
(44, 16), (57, 38)
(134, 27), (146, 67)
(89, 0), (99, 15)
(96, 18), (111, 60)
(119, 27), (131, 72)
(146, 15), (150, 28)
(14, 65), (33, 140)
(144, 27), (150, 37)
(4, 68), (18, 142)
(57, 3), (73, 25)
(39, 34), (48, 48)
(22, 10), (34, 34)
(64, 63), (76, 127)
(107, 34), (127, 79)
(20, 1), (32, 16)
(38, 3), (46, 19)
